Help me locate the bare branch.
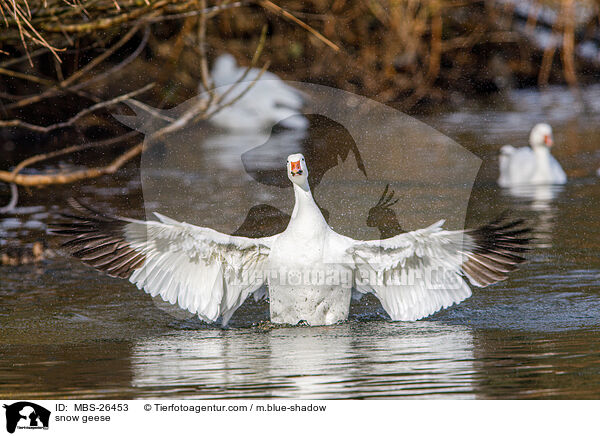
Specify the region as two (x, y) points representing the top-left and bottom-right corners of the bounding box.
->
(0, 83), (154, 132)
(40, 1), (167, 33)
(0, 66), (54, 84)
(0, 143), (143, 187)
(70, 25), (150, 92)
(5, 23), (145, 110)
(10, 131), (140, 177)
(257, 0), (340, 52)
(141, 1), (246, 24)
(0, 183), (18, 213)
(197, 0), (213, 95)
(204, 25), (268, 114)
(202, 60), (269, 122)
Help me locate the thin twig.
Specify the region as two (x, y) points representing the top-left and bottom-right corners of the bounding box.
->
(10, 131), (140, 178)
(426, 0), (442, 83)
(257, 0), (340, 52)
(0, 0), (63, 62)
(560, 0), (578, 88)
(201, 61), (269, 122)
(126, 99), (177, 123)
(197, 0), (213, 95)
(70, 25), (150, 92)
(40, 0), (167, 32)
(0, 183), (18, 213)
(5, 23), (144, 110)
(207, 25), (268, 109)
(0, 66), (54, 84)
(538, 5), (563, 87)
(141, 1), (245, 23)
(0, 143), (143, 186)
(0, 83), (154, 132)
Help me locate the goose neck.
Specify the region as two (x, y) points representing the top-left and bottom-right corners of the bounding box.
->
(291, 183), (325, 225)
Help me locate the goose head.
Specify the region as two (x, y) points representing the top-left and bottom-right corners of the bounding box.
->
(529, 123), (554, 150)
(212, 54), (238, 84)
(287, 153), (309, 191)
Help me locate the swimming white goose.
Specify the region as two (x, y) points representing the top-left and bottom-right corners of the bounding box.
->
(202, 54), (308, 132)
(54, 154), (529, 326)
(498, 123), (567, 187)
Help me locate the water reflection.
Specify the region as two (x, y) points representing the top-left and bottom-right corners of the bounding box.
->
(131, 322), (476, 399)
(501, 184), (565, 247)
(204, 127), (307, 172)
(503, 184), (564, 206)
(0, 342), (136, 399)
(471, 329), (600, 399)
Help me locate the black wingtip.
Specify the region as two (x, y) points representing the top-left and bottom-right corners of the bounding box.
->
(48, 198), (113, 236)
(66, 197), (117, 220)
(463, 214), (532, 287)
(50, 199), (144, 279)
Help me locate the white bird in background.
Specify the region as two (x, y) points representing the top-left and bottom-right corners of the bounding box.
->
(55, 154), (529, 326)
(498, 123), (567, 187)
(201, 53), (309, 132)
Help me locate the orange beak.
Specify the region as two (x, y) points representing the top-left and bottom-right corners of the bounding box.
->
(290, 160), (302, 175)
(544, 135), (553, 147)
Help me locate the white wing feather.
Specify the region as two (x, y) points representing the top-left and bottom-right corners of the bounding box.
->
(56, 205), (275, 326)
(348, 220), (475, 321)
(124, 214), (275, 325)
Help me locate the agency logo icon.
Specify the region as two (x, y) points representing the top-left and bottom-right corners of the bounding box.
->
(3, 402), (50, 434)
(117, 82), (481, 240)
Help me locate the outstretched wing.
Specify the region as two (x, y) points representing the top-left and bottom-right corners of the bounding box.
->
(348, 216), (530, 321)
(53, 200), (276, 325)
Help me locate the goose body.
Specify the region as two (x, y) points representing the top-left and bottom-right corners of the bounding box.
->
(203, 54), (308, 132)
(55, 154), (529, 326)
(498, 123), (566, 187)
(267, 178), (353, 325)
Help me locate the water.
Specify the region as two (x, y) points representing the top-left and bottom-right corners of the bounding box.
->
(0, 86), (599, 399)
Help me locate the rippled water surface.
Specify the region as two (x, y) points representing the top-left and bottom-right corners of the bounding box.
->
(1, 87), (599, 399)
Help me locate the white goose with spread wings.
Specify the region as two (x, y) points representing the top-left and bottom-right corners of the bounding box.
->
(55, 153), (529, 326)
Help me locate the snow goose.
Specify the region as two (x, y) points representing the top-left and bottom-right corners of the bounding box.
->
(498, 123), (567, 187)
(202, 54), (308, 132)
(54, 153), (529, 326)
